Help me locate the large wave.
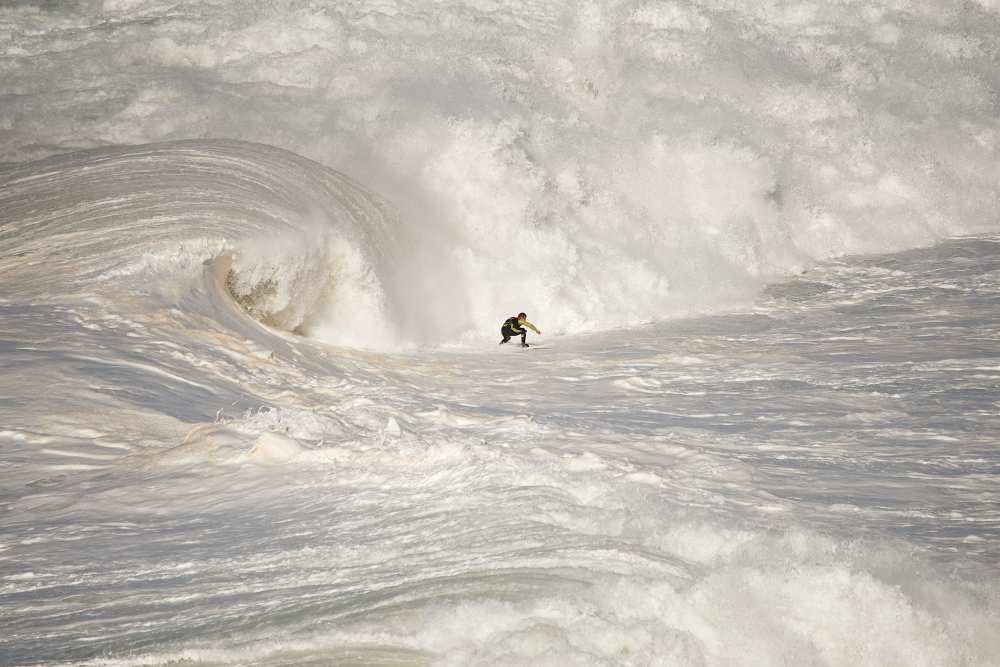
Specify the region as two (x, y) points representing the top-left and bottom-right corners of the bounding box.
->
(2, 1), (998, 349)
(0, 141), (400, 348)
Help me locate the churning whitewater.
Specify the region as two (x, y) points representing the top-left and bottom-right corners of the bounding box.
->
(1, 1), (999, 665)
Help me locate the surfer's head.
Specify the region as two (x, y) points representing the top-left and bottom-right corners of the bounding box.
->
(518, 312), (527, 320)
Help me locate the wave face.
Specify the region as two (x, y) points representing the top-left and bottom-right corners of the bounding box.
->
(2, 1), (999, 345)
(0, 140), (406, 348)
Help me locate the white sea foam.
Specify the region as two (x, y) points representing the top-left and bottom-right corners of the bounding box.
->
(2, 2), (999, 666)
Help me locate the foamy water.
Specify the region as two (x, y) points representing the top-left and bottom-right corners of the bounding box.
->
(1, 1), (999, 665)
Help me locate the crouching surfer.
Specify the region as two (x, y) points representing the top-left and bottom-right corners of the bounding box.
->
(499, 312), (541, 347)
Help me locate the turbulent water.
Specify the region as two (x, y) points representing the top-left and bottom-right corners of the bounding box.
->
(2, 1), (1000, 666)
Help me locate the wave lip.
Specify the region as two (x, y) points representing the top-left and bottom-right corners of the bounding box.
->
(0, 139), (402, 348)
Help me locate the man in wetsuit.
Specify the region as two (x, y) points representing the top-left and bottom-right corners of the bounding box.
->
(499, 312), (541, 347)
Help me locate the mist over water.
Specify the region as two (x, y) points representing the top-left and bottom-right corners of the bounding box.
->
(1, 1), (1000, 666)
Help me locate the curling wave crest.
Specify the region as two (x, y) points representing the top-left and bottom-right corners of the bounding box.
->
(0, 140), (402, 349)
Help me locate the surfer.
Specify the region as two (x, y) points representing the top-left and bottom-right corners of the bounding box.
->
(499, 312), (541, 347)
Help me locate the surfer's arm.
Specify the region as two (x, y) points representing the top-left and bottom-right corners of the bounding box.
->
(522, 320), (541, 334)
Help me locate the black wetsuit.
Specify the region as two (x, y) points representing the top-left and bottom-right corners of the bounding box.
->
(500, 316), (527, 345)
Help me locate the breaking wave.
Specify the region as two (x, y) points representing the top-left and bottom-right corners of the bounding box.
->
(0, 140), (403, 348)
(2, 0), (999, 349)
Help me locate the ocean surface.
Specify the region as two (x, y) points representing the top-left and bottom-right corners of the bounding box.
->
(1, 1), (999, 665)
